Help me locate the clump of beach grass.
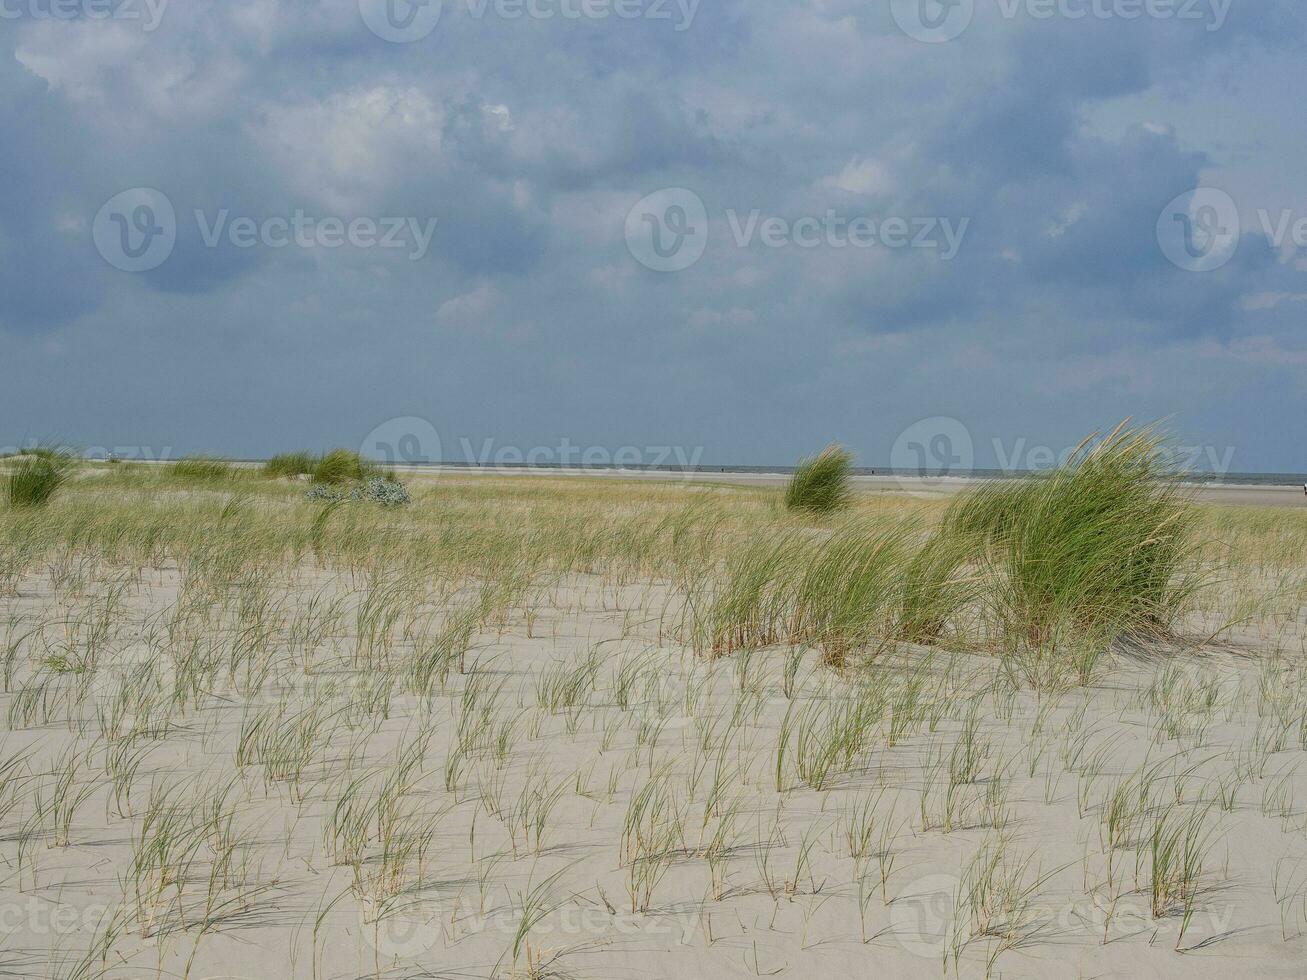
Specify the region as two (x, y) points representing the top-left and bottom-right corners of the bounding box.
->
(894, 529), (982, 645)
(4, 449), (74, 508)
(785, 444), (853, 514)
(949, 421), (1200, 653)
(311, 449), (377, 485)
(702, 518), (922, 664)
(168, 456), (233, 481)
(263, 451), (316, 479)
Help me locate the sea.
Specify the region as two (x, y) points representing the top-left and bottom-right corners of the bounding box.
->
(421, 462), (1307, 487)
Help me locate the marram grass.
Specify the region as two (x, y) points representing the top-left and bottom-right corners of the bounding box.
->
(312, 449), (377, 485)
(0, 424), (1263, 687)
(785, 445), (853, 514)
(947, 422), (1200, 652)
(168, 456), (234, 481)
(701, 423), (1204, 671)
(4, 450), (73, 508)
(263, 451), (317, 479)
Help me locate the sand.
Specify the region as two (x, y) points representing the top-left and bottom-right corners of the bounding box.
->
(4, 550), (1307, 980)
(100, 460), (1307, 509)
(389, 467), (1307, 510)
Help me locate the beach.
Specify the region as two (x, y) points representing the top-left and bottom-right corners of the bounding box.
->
(394, 465), (1307, 509)
(2, 460), (1306, 979)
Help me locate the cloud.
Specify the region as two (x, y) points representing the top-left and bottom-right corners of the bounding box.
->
(820, 158), (893, 197)
(436, 283), (498, 326)
(2, 0), (1306, 468)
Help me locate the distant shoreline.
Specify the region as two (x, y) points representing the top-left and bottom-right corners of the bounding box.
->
(387, 465), (1305, 508)
(76, 457), (1307, 488)
(59, 457), (1306, 507)
(414, 464), (1307, 488)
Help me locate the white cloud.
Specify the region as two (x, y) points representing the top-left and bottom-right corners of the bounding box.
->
(483, 104), (514, 133)
(1045, 202), (1088, 239)
(436, 283), (498, 326)
(820, 158), (893, 196)
(15, 23), (146, 102)
(253, 87), (443, 213)
(16, 20), (246, 121)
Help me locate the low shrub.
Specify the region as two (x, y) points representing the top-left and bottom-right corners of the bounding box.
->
(362, 477), (411, 507)
(305, 477), (411, 507)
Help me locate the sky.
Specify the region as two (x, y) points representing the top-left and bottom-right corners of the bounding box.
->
(1, 0), (1305, 474)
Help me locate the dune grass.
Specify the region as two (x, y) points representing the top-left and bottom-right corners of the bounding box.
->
(697, 516), (978, 664)
(4, 450), (73, 508)
(785, 445), (853, 514)
(699, 424), (1204, 672)
(0, 423), (1268, 677)
(168, 456), (234, 481)
(0, 428), (1301, 977)
(947, 423), (1200, 652)
(263, 451), (316, 479)
(895, 530), (983, 645)
(312, 449), (377, 485)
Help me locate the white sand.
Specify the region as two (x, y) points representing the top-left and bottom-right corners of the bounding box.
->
(393, 467), (1307, 510)
(4, 561), (1307, 979)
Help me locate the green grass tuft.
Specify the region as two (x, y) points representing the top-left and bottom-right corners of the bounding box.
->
(947, 421), (1200, 651)
(703, 423), (1201, 675)
(168, 456), (233, 481)
(5, 450), (74, 508)
(703, 519), (923, 665)
(785, 444), (853, 514)
(263, 451), (317, 479)
(311, 449), (377, 485)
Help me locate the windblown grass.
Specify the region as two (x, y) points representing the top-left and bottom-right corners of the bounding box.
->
(0, 429), (1299, 978)
(263, 451), (316, 479)
(699, 518), (970, 665)
(168, 456), (234, 481)
(948, 422), (1200, 652)
(895, 530), (983, 645)
(0, 424), (1244, 679)
(4, 449), (74, 508)
(701, 424), (1204, 672)
(785, 445), (853, 514)
(311, 449), (376, 485)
